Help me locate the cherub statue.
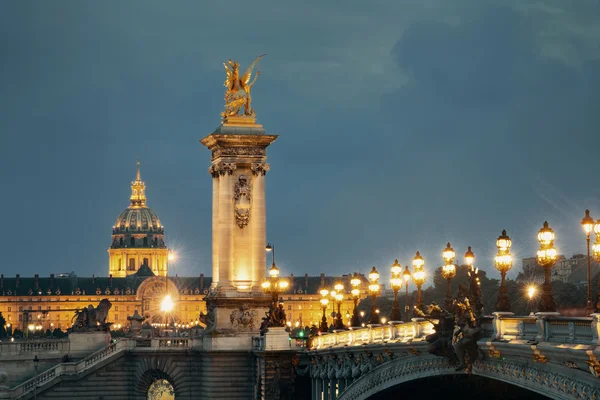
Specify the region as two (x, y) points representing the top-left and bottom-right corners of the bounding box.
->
(222, 55), (265, 119)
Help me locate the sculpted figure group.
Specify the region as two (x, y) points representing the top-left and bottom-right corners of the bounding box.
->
(71, 299), (112, 332)
(419, 279), (483, 371)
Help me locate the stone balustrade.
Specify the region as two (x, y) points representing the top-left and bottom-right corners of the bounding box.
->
(152, 338), (190, 348)
(1, 339), (137, 399)
(310, 318), (435, 349)
(252, 336), (265, 351)
(309, 314), (600, 350)
(0, 340), (69, 356)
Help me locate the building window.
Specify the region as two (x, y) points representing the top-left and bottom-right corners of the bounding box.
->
(143, 257), (149, 266)
(143, 237), (148, 246)
(18, 307), (23, 312)
(115, 306), (118, 311)
(115, 314), (118, 321)
(7, 315), (11, 321)
(7, 307), (11, 312)
(130, 237), (135, 247)
(129, 258), (135, 270)
(288, 305), (291, 310)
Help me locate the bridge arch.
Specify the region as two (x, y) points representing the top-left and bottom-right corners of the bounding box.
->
(133, 355), (186, 400)
(337, 355), (600, 400)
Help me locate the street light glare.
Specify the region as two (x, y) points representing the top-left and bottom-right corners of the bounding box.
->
(160, 294), (175, 312)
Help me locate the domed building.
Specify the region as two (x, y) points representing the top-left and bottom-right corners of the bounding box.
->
(108, 162), (169, 277)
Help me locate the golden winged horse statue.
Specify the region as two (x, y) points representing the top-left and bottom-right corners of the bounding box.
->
(222, 54), (265, 119)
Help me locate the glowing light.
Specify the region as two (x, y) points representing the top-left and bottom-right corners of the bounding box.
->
(527, 286), (537, 299)
(160, 295), (174, 313)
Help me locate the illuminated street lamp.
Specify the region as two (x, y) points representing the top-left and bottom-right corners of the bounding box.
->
(412, 251), (426, 314)
(537, 221), (558, 313)
(350, 273), (362, 328)
(441, 243), (456, 310)
(261, 263), (289, 327)
(527, 285), (537, 315)
(582, 210), (595, 314)
(368, 267), (381, 325)
(403, 265), (412, 322)
(319, 288), (330, 332)
(389, 259), (403, 322)
(494, 230), (513, 312)
(333, 282), (345, 330)
(593, 219), (600, 311)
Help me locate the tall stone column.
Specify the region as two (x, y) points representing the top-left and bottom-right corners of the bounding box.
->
(210, 165), (220, 288)
(251, 163), (269, 289)
(200, 115), (277, 349)
(218, 163), (236, 290)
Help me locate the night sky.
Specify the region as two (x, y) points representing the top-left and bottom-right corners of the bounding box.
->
(1, 1), (599, 283)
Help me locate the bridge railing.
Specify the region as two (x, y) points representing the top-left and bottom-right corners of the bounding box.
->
(310, 318), (435, 349)
(310, 313), (600, 349)
(486, 313), (600, 345)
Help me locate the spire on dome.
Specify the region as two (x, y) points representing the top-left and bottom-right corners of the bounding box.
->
(130, 161), (146, 207)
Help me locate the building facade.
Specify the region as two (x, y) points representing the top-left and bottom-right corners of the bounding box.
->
(0, 164), (367, 334)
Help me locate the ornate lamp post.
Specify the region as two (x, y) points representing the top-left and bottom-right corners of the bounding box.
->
(582, 210), (595, 314)
(412, 251), (426, 314)
(593, 219), (600, 311)
(403, 265), (412, 322)
(319, 289), (330, 332)
(266, 242), (275, 266)
(368, 267), (381, 325)
(389, 259), (403, 322)
(261, 264), (289, 327)
(537, 221), (558, 313)
(494, 230), (513, 312)
(33, 355), (39, 400)
(333, 282), (345, 330)
(350, 273), (362, 328)
(464, 246), (483, 317)
(441, 243), (456, 310)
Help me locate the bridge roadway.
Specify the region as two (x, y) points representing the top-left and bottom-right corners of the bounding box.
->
(299, 313), (600, 400)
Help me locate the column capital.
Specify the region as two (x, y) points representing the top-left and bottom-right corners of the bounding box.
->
(251, 163), (270, 176)
(220, 163), (237, 176)
(208, 164), (220, 178)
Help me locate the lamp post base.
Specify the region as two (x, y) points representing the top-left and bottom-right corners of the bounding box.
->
(538, 283), (557, 313)
(495, 293), (511, 313)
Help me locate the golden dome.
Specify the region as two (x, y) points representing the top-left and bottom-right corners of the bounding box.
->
(110, 162), (165, 249)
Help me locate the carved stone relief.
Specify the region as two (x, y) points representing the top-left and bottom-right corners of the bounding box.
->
(233, 175), (251, 228)
(229, 304), (258, 330)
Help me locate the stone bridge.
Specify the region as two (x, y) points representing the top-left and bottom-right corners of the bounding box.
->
(298, 314), (600, 400)
(0, 336), (299, 400)
(3, 314), (600, 399)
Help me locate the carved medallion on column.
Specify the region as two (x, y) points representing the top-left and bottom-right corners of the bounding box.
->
(234, 175), (252, 228)
(251, 163), (270, 176)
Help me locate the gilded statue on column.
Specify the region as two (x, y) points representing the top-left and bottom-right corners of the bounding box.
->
(221, 54), (265, 119)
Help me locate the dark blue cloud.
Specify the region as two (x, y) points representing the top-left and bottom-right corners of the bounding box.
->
(0, 1), (599, 282)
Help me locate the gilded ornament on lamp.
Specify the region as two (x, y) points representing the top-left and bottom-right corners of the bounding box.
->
(221, 55), (265, 119)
